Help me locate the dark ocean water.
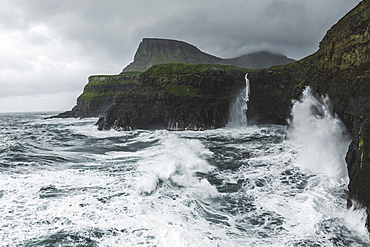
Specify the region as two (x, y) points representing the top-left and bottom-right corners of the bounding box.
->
(0, 88), (369, 246)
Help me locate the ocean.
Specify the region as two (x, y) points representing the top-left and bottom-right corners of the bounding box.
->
(1, 86), (370, 246)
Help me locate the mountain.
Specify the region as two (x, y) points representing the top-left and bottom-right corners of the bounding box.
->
(122, 38), (295, 72)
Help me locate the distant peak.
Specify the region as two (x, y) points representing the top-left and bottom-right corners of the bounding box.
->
(122, 38), (295, 72)
(140, 38), (198, 47)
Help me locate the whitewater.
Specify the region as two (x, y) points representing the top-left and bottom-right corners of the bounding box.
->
(1, 79), (369, 246)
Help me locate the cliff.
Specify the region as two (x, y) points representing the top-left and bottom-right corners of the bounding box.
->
(50, 38), (294, 119)
(122, 38), (295, 72)
(49, 72), (139, 118)
(247, 0), (370, 228)
(96, 64), (249, 130)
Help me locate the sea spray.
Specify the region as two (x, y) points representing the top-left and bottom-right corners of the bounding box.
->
(135, 131), (216, 195)
(227, 74), (250, 127)
(345, 204), (370, 241)
(287, 87), (351, 179)
(2, 113), (370, 246)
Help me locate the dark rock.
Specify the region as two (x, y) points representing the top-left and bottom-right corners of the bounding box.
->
(49, 38), (295, 119)
(97, 64), (248, 131)
(247, 0), (370, 229)
(48, 73), (139, 119)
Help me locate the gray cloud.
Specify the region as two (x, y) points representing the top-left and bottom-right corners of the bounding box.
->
(0, 0), (362, 112)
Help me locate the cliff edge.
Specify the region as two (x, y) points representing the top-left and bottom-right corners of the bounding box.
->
(49, 72), (139, 118)
(97, 64), (249, 130)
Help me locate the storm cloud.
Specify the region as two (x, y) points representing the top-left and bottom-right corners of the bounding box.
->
(0, 0), (361, 112)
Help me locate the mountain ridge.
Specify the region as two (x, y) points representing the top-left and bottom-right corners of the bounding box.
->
(122, 38), (295, 72)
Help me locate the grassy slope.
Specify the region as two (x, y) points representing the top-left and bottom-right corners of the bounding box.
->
(118, 63), (254, 100)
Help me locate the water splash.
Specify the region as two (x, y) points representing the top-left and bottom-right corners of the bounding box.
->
(287, 87), (351, 179)
(136, 131), (216, 195)
(345, 204), (370, 241)
(227, 74), (250, 128)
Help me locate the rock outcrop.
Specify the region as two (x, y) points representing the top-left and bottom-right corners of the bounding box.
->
(123, 38), (295, 72)
(247, 0), (370, 228)
(49, 73), (139, 118)
(97, 64), (249, 130)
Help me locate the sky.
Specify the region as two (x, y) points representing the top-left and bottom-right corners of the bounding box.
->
(0, 0), (362, 113)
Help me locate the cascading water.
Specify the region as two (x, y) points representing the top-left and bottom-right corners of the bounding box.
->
(227, 73), (249, 128)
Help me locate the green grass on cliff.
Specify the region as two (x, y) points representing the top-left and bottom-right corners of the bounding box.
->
(163, 84), (201, 97)
(82, 63), (252, 103)
(78, 91), (117, 101)
(145, 63), (252, 77)
(162, 83), (231, 99)
(142, 63), (248, 99)
(86, 71), (141, 87)
(118, 71), (142, 76)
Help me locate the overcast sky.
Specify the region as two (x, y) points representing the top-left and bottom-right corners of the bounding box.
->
(0, 0), (361, 113)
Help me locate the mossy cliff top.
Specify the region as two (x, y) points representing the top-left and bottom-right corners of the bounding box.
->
(141, 63), (251, 77)
(85, 71), (141, 88)
(49, 71), (140, 118)
(115, 63), (252, 102)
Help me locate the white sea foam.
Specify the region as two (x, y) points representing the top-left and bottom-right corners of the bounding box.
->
(285, 87), (370, 242)
(135, 131), (216, 196)
(287, 87), (351, 179)
(1, 113), (369, 246)
(345, 204), (370, 241)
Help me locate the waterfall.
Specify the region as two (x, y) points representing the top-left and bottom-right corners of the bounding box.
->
(287, 87), (351, 179)
(227, 74), (250, 127)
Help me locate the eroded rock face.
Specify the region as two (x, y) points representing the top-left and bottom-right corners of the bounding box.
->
(97, 64), (248, 130)
(248, 0), (370, 228)
(49, 74), (139, 118)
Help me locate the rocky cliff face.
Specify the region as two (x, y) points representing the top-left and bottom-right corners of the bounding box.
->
(122, 38), (220, 72)
(248, 0), (370, 228)
(122, 38), (295, 72)
(97, 64), (249, 130)
(50, 73), (139, 118)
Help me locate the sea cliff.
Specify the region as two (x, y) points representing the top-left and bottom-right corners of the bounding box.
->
(247, 0), (370, 228)
(50, 38), (294, 119)
(50, 72), (139, 118)
(96, 64), (249, 130)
